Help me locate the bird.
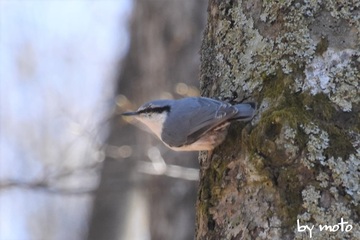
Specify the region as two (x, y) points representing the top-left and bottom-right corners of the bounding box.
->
(122, 97), (256, 152)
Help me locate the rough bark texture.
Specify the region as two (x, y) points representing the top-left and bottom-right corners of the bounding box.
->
(87, 1), (207, 240)
(196, 1), (360, 239)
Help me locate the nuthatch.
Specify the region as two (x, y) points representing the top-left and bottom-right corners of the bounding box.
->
(122, 97), (256, 152)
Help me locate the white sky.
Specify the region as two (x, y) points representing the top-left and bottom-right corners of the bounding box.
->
(0, 0), (132, 239)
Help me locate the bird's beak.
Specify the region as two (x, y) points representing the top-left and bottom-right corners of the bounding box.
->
(122, 111), (139, 116)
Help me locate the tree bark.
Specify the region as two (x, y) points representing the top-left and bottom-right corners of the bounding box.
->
(196, 1), (360, 239)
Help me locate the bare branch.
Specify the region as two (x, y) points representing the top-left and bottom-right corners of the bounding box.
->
(0, 179), (96, 195)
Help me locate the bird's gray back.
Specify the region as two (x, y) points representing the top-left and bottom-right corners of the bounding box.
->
(161, 97), (239, 147)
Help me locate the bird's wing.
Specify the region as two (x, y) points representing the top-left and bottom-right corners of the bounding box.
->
(161, 98), (237, 147)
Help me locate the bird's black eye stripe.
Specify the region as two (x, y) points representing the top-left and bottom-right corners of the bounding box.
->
(138, 106), (170, 114)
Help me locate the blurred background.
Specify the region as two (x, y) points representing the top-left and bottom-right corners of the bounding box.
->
(0, 0), (206, 240)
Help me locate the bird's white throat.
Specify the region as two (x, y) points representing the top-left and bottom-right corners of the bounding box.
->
(135, 112), (167, 139)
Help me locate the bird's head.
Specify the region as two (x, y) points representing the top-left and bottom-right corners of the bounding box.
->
(122, 99), (171, 138)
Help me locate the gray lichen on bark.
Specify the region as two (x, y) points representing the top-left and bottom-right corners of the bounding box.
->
(197, 0), (359, 239)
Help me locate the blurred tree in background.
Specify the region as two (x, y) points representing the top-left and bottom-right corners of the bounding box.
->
(87, 1), (207, 239)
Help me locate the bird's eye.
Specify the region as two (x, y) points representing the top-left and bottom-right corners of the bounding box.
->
(137, 106), (170, 114)
(138, 107), (153, 114)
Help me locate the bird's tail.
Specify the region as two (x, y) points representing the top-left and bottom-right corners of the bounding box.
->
(232, 102), (256, 121)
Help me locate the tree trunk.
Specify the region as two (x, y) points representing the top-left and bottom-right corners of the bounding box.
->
(196, 1), (360, 239)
